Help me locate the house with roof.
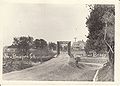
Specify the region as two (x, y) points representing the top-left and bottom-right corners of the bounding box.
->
(72, 40), (86, 51)
(72, 40), (86, 57)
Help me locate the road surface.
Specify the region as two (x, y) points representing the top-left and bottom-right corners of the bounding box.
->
(3, 53), (97, 81)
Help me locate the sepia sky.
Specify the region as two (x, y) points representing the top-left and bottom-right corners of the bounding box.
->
(1, 3), (90, 46)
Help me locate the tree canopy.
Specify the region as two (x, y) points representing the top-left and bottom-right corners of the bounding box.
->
(48, 42), (56, 50)
(85, 4), (115, 54)
(9, 36), (49, 56)
(12, 36), (33, 56)
(33, 39), (47, 49)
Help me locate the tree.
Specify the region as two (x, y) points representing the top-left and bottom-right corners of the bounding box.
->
(33, 39), (41, 49)
(12, 36), (33, 56)
(39, 39), (47, 49)
(33, 39), (47, 49)
(85, 4), (115, 64)
(85, 4), (115, 81)
(48, 42), (56, 50)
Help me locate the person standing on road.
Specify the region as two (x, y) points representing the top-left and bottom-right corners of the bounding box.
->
(75, 57), (80, 68)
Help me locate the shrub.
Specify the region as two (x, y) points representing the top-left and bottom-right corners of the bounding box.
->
(3, 58), (33, 74)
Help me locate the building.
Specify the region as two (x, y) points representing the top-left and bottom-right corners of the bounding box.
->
(72, 40), (86, 51)
(72, 40), (86, 57)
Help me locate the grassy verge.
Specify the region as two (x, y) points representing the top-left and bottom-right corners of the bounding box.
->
(3, 49), (56, 74)
(3, 58), (33, 73)
(97, 63), (114, 81)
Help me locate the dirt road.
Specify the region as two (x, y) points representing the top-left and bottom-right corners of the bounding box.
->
(3, 53), (97, 81)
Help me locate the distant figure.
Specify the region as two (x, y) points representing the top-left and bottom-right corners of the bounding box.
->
(75, 57), (80, 67)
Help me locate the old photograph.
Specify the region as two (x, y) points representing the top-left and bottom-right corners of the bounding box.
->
(2, 3), (115, 81)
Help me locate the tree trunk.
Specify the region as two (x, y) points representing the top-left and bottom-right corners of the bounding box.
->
(108, 50), (114, 80)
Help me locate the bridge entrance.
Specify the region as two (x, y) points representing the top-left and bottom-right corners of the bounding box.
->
(57, 41), (71, 56)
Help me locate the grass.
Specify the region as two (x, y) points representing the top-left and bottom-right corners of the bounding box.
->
(77, 57), (108, 64)
(3, 58), (33, 73)
(71, 51), (114, 81)
(3, 53), (97, 81)
(72, 51), (108, 64)
(30, 49), (56, 63)
(3, 49), (56, 74)
(97, 62), (114, 81)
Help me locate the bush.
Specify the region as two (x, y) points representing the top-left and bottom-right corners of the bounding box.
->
(3, 49), (56, 74)
(30, 49), (56, 63)
(30, 54), (56, 63)
(3, 58), (33, 74)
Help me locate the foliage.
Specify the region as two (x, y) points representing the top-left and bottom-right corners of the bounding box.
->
(11, 36), (33, 56)
(33, 39), (47, 49)
(4, 36), (57, 73)
(3, 58), (33, 74)
(3, 49), (56, 73)
(48, 42), (57, 50)
(85, 5), (115, 55)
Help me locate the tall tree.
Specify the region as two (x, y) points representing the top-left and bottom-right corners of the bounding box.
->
(85, 4), (115, 64)
(33, 39), (47, 49)
(39, 39), (47, 49)
(12, 36), (33, 56)
(48, 42), (56, 50)
(33, 39), (41, 49)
